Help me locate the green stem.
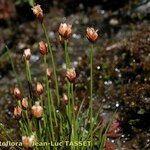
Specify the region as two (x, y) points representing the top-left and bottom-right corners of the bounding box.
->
(64, 40), (71, 68)
(43, 55), (56, 143)
(64, 39), (77, 146)
(90, 44), (94, 144)
(42, 23), (60, 106)
(44, 56), (58, 127)
(25, 60), (32, 84)
(64, 39), (73, 138)
(25, 60), (33, 106)
(67, 81), (71, 120)
(17, 101), (31, 135)
(25, 111), (32, 134)
(71, 83), (77, 144)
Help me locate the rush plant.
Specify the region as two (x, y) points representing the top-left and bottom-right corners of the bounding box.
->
(1, 4), (118, 150)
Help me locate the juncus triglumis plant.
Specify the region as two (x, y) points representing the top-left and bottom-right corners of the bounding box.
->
(7, 4), (116, 150)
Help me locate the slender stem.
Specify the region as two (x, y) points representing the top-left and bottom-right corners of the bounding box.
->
(18, 103), (31, 140)
(25, 60), (32, 84)
(64, 40), (69, 68)
(64, 40), (72, 121)
(44, 56), (58, 127)
(67, 81), (71, 120)
(90, 44), (94, 144)
(64, 39), (77, 145)
(43, 56), (56, 142)
(42, 23), (60, 106)
(25, 111), (32, 134)
(64, 40), (75, 140)
(25, 60), (33, 106)
(39, 95), (48, 139)
(71, 83), (77, 143)
(71, 83), (75, 122)
(64, 40), (71, 68)
(64, 39), (73, 144)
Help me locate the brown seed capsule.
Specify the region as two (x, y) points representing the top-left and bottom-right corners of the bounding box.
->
(62, 93), (68, 105)
(31, 101), (43, 118)
(31, 4), (43, 23)
(46, 68), (52, 79)
(36, 82), (44, 95)
(13, 87), (21, 99)
(58, 23), (72, 39)
(14, 106), (22, 119)
(66, 68), (76, 82)
(22, 97), (28, 109)
(86, 27), (98, 43)
(22, 135), (35, 148)
(39, 41), (48, 55)
(23, 48), (31, 60)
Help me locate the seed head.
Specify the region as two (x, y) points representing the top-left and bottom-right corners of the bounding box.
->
(62, 93), (68, 105)
(22, 97), (28, 109)
(58, 23), (72, 39)
(86, 27), (98, 43)
(46, 68), (52, 79)
(39, 41), (48, 55)
(31, 101), (43, 118)
(14, 106), (22, 119)
(13, 87), (21, 99)
(36, 82), (44, 95)
(23, 48), (31, 60)
(66, 68), (76, 82)
(32, 4), (43, 23)
(22, 135), (35, 148)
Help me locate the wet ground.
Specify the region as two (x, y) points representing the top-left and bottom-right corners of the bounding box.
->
(0, 0), (150, 149)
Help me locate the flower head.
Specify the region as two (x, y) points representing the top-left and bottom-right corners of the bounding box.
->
(22, 97), (28, 109)
(14, 106), (22, 119)
(66, 68), (76, 82)
(23, 48), (31, 60)
(36, 82), (44, 95)
(32, 4), (43, 23)
(31, 101), (43, 118)
(58, 23), (72, 39)
(22, 135), (35, 148)
(13, 87), (21, 99)
(39, 41), (48, 55)
(86, 27), (98, 43)
(62, 93), (68, 105)
(46, 68), (52, 79)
